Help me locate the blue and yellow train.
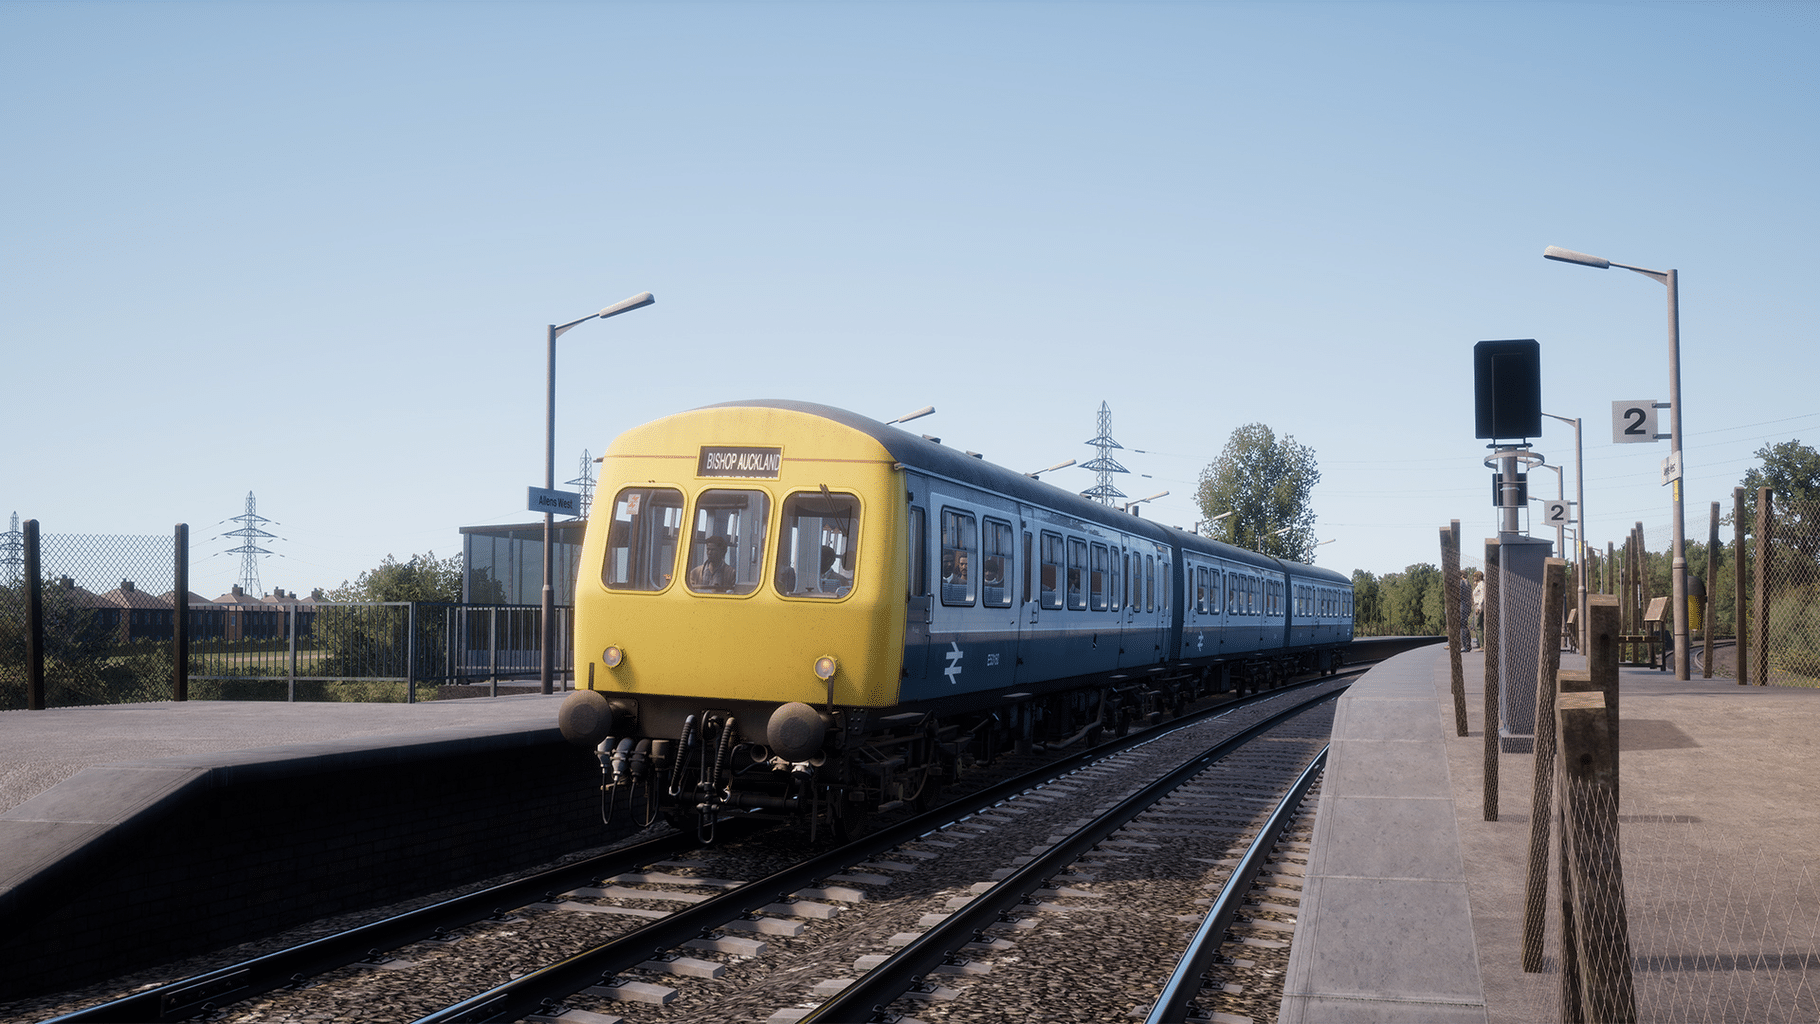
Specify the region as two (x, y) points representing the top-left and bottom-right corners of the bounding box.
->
(559, 400), (1353, 836)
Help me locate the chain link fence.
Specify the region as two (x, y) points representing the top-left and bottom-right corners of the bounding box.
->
(1747, 495), (1820, 686)
(0, 527), (175, 710)
(2, 520), (572, 708)
(1512, 779), (1820, 1024)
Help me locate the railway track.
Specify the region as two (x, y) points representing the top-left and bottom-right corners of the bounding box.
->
(28, 668), (1362, 1024)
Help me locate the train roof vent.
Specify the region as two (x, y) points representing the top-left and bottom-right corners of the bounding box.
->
(966, 451), (984, 459)
(922, 435), (942, 444)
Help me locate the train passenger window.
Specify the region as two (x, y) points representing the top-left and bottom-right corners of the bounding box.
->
(1196, 567), (1208, 614)
(940, 508), (977, 606)
(1066, 538), (1088, 611)
(982, 518), (1012, 608)
(686, 490), (770, 595)
(1161, 561), (1169, 613)
(1039, 532), (1063, 610)
(1142, 555), (1153, 613)
(1210, 570), (1221, 615)
(602, 487), (685, 592)
(1091, 544), (1109, 612)
(908, 507), (927, 599)
(776, 491), (861, 599)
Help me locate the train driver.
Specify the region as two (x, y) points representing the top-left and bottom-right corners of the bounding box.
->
(688, 535), (738, 592)
(820, 543), (853, 593)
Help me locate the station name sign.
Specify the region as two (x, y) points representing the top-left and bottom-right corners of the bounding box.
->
(698, 445), (782, 479)
(528, 486), (582, 515)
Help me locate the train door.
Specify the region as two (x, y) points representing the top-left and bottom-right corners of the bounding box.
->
(1151, 551), (1169, 662)
(903, 500), (930, 681)
(1021, 525), (1037, 627)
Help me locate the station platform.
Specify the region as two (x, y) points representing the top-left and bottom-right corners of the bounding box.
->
(1284, 643), (1820, 1023)
(0, 694), (613, 1000)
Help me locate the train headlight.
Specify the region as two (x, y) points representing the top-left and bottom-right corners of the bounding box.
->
(603, 645), (625, 669)
(813, 655), (838, 680)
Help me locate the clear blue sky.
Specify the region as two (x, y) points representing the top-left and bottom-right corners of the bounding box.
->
(4, 1), (1816, 598)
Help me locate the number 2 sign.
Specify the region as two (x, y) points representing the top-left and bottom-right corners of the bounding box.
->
(1612, 401), (1662, 444)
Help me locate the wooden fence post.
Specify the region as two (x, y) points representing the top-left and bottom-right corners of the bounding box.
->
(1558, 684), (1636, 1023)
(1734, 487), (1747, 684)
(1704, 503), (1717, 678)
(1522, 557), (1567, 971)
(1754, 487), (1772, 686)
(1442, 522), (1468, 736)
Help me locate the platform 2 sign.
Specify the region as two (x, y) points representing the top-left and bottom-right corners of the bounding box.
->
(1612, 400), (1667, 443)
(528, 486), (582, 515)
(698, 446), (783, 479)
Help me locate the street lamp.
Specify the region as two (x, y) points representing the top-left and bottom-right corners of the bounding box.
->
(1544, 245), (1688, 679)
(1124, 490), (1168, 514)
(542, 291), (655, 695)
(1026, 459), (1076, 479)
(1194, 510), (1236, 535)
(1541, 411), (1588, 654)
(886, 406), (935, 425)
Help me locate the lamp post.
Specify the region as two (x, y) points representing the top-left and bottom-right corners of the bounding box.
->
(1124, 490), (1167, 514)
(541, 291), (655, 695)
(1195, 510), (1235, 535)
(1544, 246), (1687, 679)
(1541, 411), (1588, 654)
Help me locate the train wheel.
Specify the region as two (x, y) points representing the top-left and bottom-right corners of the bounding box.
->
(827, 786), (868, 842)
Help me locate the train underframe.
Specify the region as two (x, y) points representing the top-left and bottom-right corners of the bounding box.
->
(572, 644), (1346, 842)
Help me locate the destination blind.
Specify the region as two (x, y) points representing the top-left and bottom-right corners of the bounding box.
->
(698, 445), (783, 479)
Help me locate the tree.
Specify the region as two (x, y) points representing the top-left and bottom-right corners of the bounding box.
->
(1195, 423), (1322, 562)
(326, 551), (463, 604)
(1740, 439), (1820, 566)
(1351, 569), (1382, 635)
(1380, 563), (1444, 636)
(311, 552), (464, 698)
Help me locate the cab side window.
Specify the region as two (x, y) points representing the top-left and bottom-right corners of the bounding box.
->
(908, 507), (927, 599)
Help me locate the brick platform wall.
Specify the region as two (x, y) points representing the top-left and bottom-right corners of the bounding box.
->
(0, 732), (630, 998)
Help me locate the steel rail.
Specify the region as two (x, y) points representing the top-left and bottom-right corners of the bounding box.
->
(800, 686), (1345, 1023)
(41, 829), (708, 1023)
(1146, 745), (1328, 1023)
(413, 677), (1354, 1024)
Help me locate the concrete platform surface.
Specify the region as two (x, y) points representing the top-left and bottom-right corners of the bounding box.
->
(0, 693), (572, 814)
(1285, 643), (1820, 1024)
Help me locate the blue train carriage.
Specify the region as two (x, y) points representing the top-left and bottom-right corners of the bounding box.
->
(558, 400), (1349, 837)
